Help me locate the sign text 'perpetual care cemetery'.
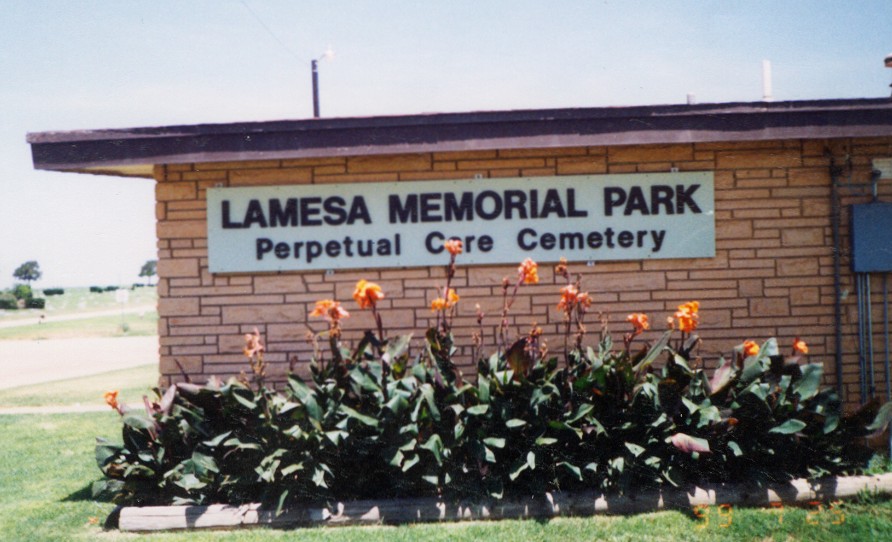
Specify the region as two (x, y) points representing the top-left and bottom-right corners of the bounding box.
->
(207, 173), (715, 272)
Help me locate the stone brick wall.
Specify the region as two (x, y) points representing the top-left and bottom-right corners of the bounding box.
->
(154, 137), (892, 411)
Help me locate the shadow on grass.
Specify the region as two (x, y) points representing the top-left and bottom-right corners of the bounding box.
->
(62, 480), (114, 503)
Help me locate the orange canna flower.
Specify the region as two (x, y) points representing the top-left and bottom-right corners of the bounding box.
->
(243, 327), (264, 358)
(743, 340), (760, 357)
(447, 288), (460, 306)
(575, 291), (592, 309)
(674, 301), (700, 333)
(104, 390), (119, 411)
(432, 289), (460, 312)
(793, 338), (809, 354)
(557, 284), (579, 311)
(627, 313), (650, 333)
(310, 299), (350, 322)
(353, 279), (384, 309)
(444, 239), (463, 255)
(517, 258), (539, 284)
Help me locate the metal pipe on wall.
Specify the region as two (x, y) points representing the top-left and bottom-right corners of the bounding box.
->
(830, 158), (844, 399)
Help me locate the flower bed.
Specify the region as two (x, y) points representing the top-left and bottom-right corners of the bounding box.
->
(94, 245), (892, 523)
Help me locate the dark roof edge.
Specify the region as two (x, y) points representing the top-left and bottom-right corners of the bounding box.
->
(28, 98), (892, 176)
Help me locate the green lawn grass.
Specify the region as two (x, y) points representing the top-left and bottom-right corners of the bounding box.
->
(0, 311), (158, 340)
(0, 364), (158, 408)
(0, 286), (156, 322)
(0, 409), (890, 541)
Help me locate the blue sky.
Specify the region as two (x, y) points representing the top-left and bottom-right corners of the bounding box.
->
(1, 1), (890, 288)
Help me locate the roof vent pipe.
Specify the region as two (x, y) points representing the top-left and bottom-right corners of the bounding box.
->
(687, 93), (696, 105)
(762, 60), (773, 102)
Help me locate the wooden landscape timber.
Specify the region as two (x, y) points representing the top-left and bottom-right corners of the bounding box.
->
(118, 472), (892, 532)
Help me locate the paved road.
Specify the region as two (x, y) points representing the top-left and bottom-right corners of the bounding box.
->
(0, 336), (158, 390)
(0, 305), (155, 329)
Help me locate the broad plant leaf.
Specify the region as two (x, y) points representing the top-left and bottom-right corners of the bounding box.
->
(769, 419), (806, 434)
(669, 433), (710, 454)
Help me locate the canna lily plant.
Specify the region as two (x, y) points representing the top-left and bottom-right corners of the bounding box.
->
(94, 242), (892, 513)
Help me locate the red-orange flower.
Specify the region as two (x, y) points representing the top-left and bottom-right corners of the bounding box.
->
(627, 313), (649, 333)
(557, 285), (578, 311)
(517, 258), (539, 284)
(310, 299), (350, 322)
(575, 291), (592, 309)
(353, 279), (384, 309)
(743, 340), (760, 357)
(444, 239), (463, 256)
(243, 327), (264, 358)
(431, 288), (460, 312)
(104, 390), (119, 411)
(674, 301), (700, 333)
(793, 337), (809, 354)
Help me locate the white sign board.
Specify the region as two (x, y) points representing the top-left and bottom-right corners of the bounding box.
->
(207, 173), (714, 273)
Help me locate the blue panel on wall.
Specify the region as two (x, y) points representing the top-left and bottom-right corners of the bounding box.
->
(851, 203), (892, 272)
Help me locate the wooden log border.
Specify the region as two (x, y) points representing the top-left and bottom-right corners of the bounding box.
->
(118, 473), (892, 532)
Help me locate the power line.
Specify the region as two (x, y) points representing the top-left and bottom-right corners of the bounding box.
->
(239, 0), (303, 63)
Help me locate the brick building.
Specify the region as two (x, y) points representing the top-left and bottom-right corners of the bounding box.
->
(28, 98), (892, 411)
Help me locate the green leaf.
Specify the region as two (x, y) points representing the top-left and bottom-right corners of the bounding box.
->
(727, 441), (743, 457)
(624, 442), (645, 457)
(281, 463), (303, 476)
(866, 402), (892, 433)
(466, 404), (490, 416)
(202, 431), (233, 448)
(769, 419), (807, 434)
(275, 489), (289, 517)
(558, 461), (583, 481)
(339, 405), (379, 427)
(223, 437), (262, 451)
(633, 330), (672, 372)
(419, 383), (441, 422)
(760, 338), (779, 357)
(535, 436), (557, 446)
(231, 390), (258, 410)
(420, 434), (444, 465)
(384, 394), (409, 415)
(478, 375), (491, 403)
(505, 418), (527, 429)
(454, 421), (465, 441)
(509, 459), (529, 480)
(402, 454), (420, 472)
(94, 439), (122, 467)
(383, 334), (412, 364)
(609, 456), (625, 473)
(483, 437), (506, 449)
(387, 449), (404, 467)
(527, 451), (536, 470)
(324, 430), (348, 445)
(741, 357), (768, 383)
(191, 451), (219, 474)
(288, 377), (322, 421)
(312, 464), (330, 488)
(122, 413), (155, 431)
(566, 403), (594, 423)
(793, 364), (823, 401)
(484, 446), (496, 463)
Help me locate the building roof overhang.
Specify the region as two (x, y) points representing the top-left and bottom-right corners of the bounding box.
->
(27, 98), (892, 178)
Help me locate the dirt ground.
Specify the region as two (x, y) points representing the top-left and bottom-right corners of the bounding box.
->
(0, 336), (157, 389)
